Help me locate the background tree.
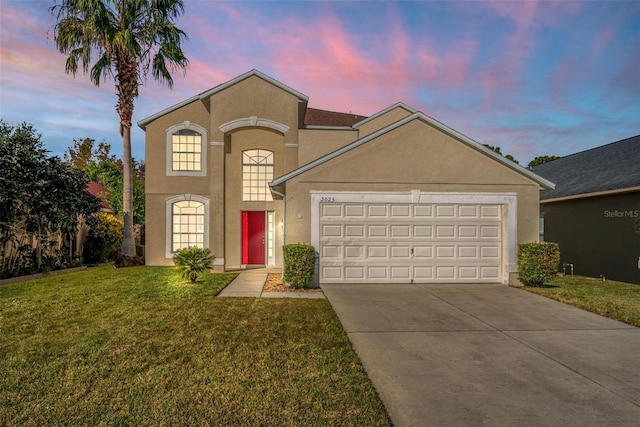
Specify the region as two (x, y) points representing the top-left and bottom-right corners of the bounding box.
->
(483, 144), (520, 164)
(65, 137), (145, 224)
(0, 120), (101, 277)
(528, 155), (560, 167)
(52, 0), (189, 261)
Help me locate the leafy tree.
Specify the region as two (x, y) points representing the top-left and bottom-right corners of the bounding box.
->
(67, 140), (146, 224)
(483, 144), (519, 164)
(528, 155), (560, 167)
(64, 138), (118, 169)
(83, 212), (124, 263)
(0, 120), (102, 276)
(52, 0), (189, 260)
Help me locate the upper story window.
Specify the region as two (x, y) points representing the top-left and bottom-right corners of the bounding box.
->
(242, 149), (273, 201)
(172, 129), (201, 171)
(166, 122), (207, 176)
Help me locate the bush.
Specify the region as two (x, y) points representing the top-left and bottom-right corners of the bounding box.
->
(173, 247), (214, 283)
(518, 242), (560, 286)
(83, 213), (123, 263)
(283, 244), (316, 289)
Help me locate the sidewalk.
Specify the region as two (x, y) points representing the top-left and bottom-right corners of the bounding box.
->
(218, 268), (324, 299)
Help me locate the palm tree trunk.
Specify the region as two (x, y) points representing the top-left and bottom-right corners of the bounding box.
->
(121, 124), (136, 258)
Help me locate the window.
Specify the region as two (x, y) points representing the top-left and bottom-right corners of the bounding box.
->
(166, 122), (207, 176)
(165, 194), (210, 258)
(172, 200), (205, 252)
(539, 212), (545, 242)
(242, 149), (274, 201)
(172, 129), (202, 171)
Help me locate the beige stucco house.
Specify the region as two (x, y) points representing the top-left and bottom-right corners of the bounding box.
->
(139, 69), (554, 285)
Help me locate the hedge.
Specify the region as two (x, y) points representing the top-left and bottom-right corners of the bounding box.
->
(283, 244), (316, 289)
(517, 242), (560, 286)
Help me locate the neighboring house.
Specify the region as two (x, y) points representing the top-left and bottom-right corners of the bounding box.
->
(138, 70), (553, 285)
(532, 135), (640, 284)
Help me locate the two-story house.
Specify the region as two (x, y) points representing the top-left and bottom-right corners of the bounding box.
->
(139, 70), (553, 285)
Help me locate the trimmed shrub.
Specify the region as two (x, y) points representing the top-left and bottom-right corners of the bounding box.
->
(173, 247), (214, 283)
(83, 212), (123, 263)
(283, 244), (316, 289)
(518, 242), (560, 286)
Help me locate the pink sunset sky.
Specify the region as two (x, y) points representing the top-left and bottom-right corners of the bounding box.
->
(1, 0), (638, 164)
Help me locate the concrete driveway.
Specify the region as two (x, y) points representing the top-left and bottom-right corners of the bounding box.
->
(321, 283), (640, 427)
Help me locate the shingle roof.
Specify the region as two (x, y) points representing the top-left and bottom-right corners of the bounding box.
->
(87, 181), (111, 210)
(304, 108), (368, 127)
(532, 135), (640, 200)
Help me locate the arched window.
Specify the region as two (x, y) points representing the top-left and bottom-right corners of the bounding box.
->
(242, 149), (274, 201)
(165, 194), (209, 257)
(166, 122), (207, 176)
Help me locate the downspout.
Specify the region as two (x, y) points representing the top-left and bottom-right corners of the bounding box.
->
(269, 186), (286, 269)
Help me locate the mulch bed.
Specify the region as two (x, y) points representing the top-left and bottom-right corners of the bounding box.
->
(262, 273), (323, 293)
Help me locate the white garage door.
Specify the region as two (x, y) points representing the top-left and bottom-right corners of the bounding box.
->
(319, 203), (502, 283)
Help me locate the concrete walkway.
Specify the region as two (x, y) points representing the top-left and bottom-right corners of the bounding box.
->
(218, 268), (325, 298)
(322, 283), (640, 427)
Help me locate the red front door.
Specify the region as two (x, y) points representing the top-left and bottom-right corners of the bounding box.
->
(242, 211), (265, 264)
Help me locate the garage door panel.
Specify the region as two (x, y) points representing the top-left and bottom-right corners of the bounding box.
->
(367, 245), (387, 258)
(414, 225), (433, 237)
(391, 205), (411, 217)
(413, 246), (434, 258)
(368, 205), (388, 217)
(390, 225), (410, 237)
(436, 225), (456, 238)
(322, 245), (342, 258)
(413, 205), (433, 217)
(319, 202), (502, 284)
(390, 245), (411, 259)
(345, 245), (364, 258)
(344, 204), (364, 217)
(367, 225), (388, 237)
(321, 204), (342, 217)
(436, 205), (456, 217)
(322, 224), (342, 237)
(458, 205), (478, 218)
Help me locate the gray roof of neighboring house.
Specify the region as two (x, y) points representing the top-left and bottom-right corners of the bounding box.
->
(532, 135), (640, 201)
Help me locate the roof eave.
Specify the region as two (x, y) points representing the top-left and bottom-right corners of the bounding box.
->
(137, 95), (201, 129)
(541, 185), (640, 203)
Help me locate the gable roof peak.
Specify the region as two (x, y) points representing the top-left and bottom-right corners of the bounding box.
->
(138, 69), (308, 129)
(272, 110), (554, 190)
(352, 102), (418, 129)
(198, 69), (309, 103)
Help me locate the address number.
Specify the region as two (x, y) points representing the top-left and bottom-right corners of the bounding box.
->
(320, 197), (335, 203)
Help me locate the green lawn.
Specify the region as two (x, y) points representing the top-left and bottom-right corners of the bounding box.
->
(0, 267), (390, 426)
(523, 275), (640, 327)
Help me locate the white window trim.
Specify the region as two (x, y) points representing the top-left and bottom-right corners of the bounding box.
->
(310, 191), (517, 285)
(166, 121), (208, 176)
(165, 194), (210, 259)
(219, 116), (289, 134)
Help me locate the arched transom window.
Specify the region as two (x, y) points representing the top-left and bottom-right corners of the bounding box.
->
(172, 200), (205, 252)
(243, 149), (274, 201)
(172, 129), (202, 172)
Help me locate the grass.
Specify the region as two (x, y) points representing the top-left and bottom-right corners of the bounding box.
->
(0, 267), (390, 426)
(523, 275), (640, 327)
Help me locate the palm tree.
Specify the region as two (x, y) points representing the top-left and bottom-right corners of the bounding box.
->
(51, 0), (188, 260)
